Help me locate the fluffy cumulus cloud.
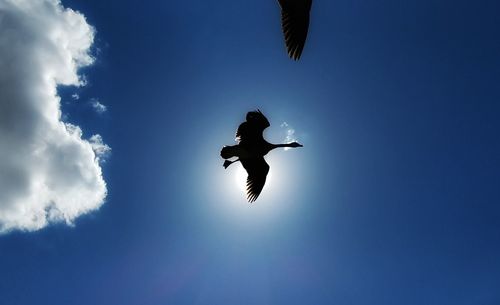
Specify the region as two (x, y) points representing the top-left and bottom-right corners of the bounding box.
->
(0, 0), (109, 233)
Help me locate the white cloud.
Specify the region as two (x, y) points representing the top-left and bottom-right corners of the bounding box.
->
(90, 98), (107, 114)
(0, 0), (109, 233)
(71, 93), (80, 100)
(280, 122), (298, 151)
(89, 134), (111, 162)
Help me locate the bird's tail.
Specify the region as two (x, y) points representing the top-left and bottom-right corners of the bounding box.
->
(220, 145), (238, 159)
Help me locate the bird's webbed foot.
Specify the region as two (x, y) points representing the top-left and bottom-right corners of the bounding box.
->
(223, 159), (239, 169)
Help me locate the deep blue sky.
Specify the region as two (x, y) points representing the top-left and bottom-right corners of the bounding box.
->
(1, 0), (500, 304)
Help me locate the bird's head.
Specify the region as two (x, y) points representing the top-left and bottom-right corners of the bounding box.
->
(288, 142), (303, 148)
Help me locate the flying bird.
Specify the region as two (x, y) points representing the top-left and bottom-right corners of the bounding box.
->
(221, 110), (303, 202)
(277, 0), (313, 60)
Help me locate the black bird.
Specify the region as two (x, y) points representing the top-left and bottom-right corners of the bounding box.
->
(277, 0), (313, 60)
(221, 110), (303, 202)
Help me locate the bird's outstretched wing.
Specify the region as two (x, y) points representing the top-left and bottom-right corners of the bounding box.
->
(241, 157), (270, 202)
(277, 0), (312, 60)
(236, 110), (270, 144)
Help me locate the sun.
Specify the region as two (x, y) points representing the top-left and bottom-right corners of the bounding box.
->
(235, 164), (247, 192)
(209, 155), (290, 221)
(234, 162), (273, 196)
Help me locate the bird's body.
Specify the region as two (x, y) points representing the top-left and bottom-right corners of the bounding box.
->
(221, 110), (303, 202)
(277, 0), (313, 60)
(221, 141), (272, 160)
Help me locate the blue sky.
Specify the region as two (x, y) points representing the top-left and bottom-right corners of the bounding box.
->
(0, 0), (499, 304)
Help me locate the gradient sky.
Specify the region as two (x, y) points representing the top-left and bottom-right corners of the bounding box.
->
(1, 0), (500, 304)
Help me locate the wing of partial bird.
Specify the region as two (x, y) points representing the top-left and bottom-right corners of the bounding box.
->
(236, 110), (270, 144)
(278, 0), (312, 60)
(241, 157), (270, 202)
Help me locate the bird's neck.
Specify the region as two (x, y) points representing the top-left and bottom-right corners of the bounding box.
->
(261, 143), (294, 155)
(271, 143), (293, 149)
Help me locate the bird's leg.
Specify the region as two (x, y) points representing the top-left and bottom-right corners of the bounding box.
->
(223, 158), (240, 169)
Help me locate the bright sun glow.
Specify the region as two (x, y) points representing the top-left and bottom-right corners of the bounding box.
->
(234, 162), (273, 194)
(201, 151), (299, 226)
(235, 164), (247, 192)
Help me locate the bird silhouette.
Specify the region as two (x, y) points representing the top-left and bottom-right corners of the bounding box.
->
(221, 110), (303, 202)
(277, 0), (313, 60)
